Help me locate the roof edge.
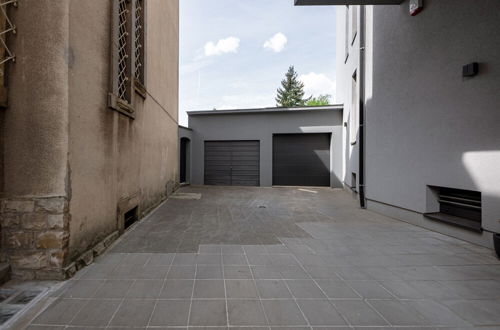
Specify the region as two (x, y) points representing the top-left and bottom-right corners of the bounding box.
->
(187, 105), (343, 116)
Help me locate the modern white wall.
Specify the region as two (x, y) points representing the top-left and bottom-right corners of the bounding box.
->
(336, 6), (360, 191)
(188, 109), (344, 188)
(337, 0), (500, 246)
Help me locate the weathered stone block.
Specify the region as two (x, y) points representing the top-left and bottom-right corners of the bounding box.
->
(5, 231), (34, 249)
(93, 241), (106, 257)
(47, 214), (66, 229)
(10, 252), (47, 270)
(21, 213), (47, 230)
(76, 250), (93, 269)
(49, 250), (66, 268)
(35, 198), (66, 213)
(11, 269), (36, 280)
(103, 231), (119, 247)
(63, 262), (77, 279)
(35, 269), (65, 281)
(1, 213), (20, 228)
(36, 231), (68, 249)
(4, 200), (35, 213)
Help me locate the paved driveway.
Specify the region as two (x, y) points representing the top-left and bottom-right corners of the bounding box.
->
(24, 186), (500, 329)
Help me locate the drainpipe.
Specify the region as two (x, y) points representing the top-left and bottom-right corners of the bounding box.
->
(358, 5), (367, 209)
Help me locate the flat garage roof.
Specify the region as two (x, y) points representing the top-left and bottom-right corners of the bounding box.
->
(187, 105), (343, 117)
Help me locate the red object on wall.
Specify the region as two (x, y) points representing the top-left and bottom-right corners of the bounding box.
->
(410, 0), (423, 16)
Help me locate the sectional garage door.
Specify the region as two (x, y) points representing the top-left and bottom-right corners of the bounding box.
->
(204, 141), (260, 186)
(273, 133), (331, 187)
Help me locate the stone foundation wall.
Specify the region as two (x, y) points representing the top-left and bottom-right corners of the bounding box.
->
(0, 196), (69, 280)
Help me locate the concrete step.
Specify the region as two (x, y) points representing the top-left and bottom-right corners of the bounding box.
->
(0, 262), (11, 285)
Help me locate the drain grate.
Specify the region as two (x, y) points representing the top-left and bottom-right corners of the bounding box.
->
(0, 305), (21, 325)
(0, 290), (15, 303)
(9, 290), (41, 305)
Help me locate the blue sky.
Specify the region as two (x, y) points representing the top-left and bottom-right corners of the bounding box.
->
(179, 0), (337, 125)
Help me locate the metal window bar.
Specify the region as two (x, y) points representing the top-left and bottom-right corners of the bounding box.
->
(117, 0), (130, 102)
(133, 0), (144, 85)
(0, 0), (16, 66)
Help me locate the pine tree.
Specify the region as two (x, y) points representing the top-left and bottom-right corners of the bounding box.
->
(275, 66), (310, 107)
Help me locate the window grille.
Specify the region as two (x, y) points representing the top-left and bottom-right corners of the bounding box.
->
(0, 0), (16, 66)
(133, 0), (144, 86)
(117, 0), (131, 103)
(109, 0), (146, 118)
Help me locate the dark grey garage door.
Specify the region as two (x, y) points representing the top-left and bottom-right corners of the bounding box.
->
(273, 133), (331, 187)
(204, 141), (260, 186)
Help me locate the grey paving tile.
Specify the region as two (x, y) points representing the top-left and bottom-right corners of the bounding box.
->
(405, 300), (470, 326)
(256, 280), (293, 299)
(32, 298), (87, 325)
(172, 253), (197, 265)
(251, 266), (283, 279)
(198, 244), (222, 254)
(276, 266), (310, 279)
(197, 254), (223, 265)
(221, 245), (245, 254)
(149, 300), (190, 326)
(193, 280), (225, 298)
(333, 300), (389, 326)
(442, 299), (500, 325)
(60, 280), (105, 298)
(315, 280), (360, 298)
(228, 299), (267, 326)
(160, 280), (194, 298)
(189, 300), (227, 326)
(285, 280), (326, 298)
(261, 300), (307, 326)
(224, 266), (253, 279)
(303, 266), (341, 280)
(25, 326), (66, 330)
(147, 253), (175, 266)
(93, 279), (133, 298)
(297, 299), (347, 326)
(126, 279), (164, 298)
(167, 266), (196, 279)
(345, 281), (394, 299)
(368, 300), (430, 326)
(226, 280), (259, 298)
(223, 254), (248, 265)
(109, 299), (156, 326)
(197, 265), (224, 279)
(70, 299), (121, 327)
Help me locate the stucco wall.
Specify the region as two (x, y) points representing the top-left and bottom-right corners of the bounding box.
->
(365, 0), (500, 238)
(188, 109), (343, 188)
(66, 0), (179, 259)
(2, 1), (70, 198)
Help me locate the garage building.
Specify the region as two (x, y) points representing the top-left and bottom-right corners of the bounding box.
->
(180, 105), (344, 188)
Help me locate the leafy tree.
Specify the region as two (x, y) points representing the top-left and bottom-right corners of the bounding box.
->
(276, 66), (310, 107)
(306, 94), (332, 106)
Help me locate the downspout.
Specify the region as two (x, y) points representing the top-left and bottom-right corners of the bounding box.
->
(358, 5), (367, 208)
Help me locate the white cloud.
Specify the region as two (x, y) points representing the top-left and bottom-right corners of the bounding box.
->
(204, 37), (240, 56)
(263, 33), (288, 53)
(299, 72), (336, 100)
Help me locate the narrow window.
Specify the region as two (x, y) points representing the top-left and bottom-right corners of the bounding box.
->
(109, 0), (146, 117)
(351, 6), (358, 44)
(344, 6), (349, 62)
(350, 70), (358, 144)
(133, 0), (146, 93)
(117, 0), (132, 104)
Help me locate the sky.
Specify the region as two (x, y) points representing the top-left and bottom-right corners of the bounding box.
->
(179, 0), (337, 126)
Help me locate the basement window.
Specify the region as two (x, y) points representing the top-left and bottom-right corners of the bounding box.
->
(425, 186), (482, 232)
(124, 206), (139, 230)
(351, 172), (357, 192)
